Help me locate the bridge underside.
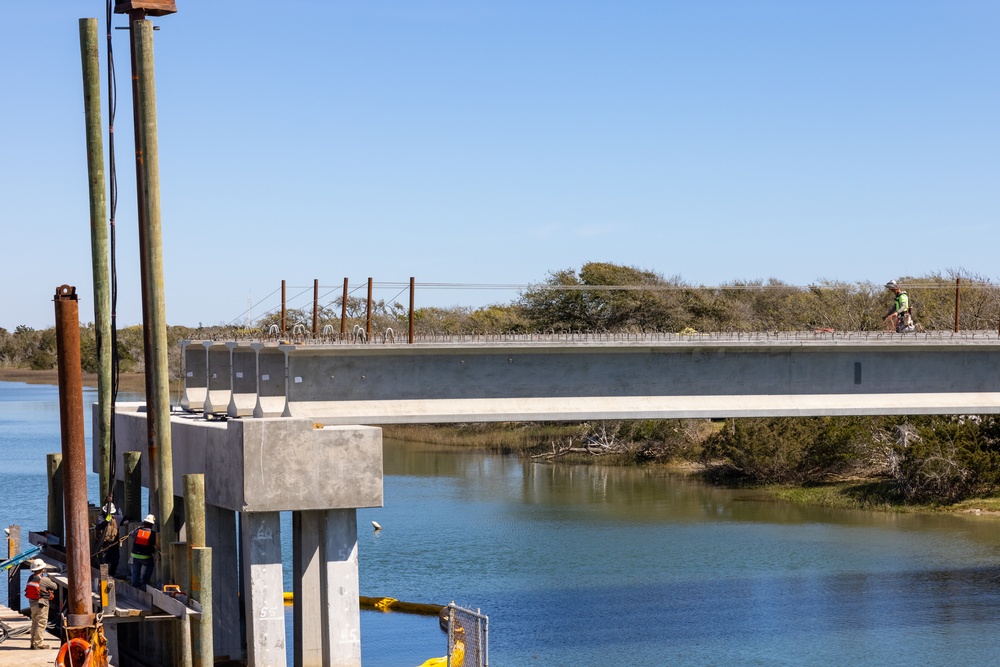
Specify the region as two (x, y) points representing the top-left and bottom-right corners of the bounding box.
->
(288, 392), (1000, 423)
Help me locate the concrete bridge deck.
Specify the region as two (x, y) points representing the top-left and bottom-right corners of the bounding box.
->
(181, 331), (1000, 423)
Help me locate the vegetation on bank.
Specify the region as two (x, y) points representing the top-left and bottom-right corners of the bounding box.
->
(386, 413), (1000, 511)
(5, 262), (1000, 509)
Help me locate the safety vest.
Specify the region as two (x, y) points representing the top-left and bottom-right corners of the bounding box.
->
(895, 291), (910, 314)
(25, 574), (51, 601)
(132, 528), (155, 559)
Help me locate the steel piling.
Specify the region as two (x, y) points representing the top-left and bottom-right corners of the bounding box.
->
(54, 285), (95, 628)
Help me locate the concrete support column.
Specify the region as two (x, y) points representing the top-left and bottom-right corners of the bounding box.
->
(240, 511), (286, 667)
(206, 505), (241, 661)
(293, 511), (324, 667)
(321, 509), (361, 667)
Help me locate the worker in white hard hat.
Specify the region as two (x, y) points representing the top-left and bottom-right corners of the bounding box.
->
(94, 495), (124, 578)
(129, 514), (157, 589)
(25, 559), (56, 649)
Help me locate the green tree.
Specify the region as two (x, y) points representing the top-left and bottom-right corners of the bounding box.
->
(895, 416), (1000, 502)
(519, 262), (684, 331)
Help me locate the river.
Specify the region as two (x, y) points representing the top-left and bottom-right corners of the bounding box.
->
(4, 380), (1000, 666)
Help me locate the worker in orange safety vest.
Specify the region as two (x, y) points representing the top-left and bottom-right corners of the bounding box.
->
(25, 559), (56, 649)
(129, 514), (157, 589)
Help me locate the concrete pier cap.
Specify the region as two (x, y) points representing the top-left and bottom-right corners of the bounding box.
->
(98, 404), (383, 667)
(103, 406), (383, 513)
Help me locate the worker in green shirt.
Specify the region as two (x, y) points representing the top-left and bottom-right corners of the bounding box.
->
(884, 280), (915, 333)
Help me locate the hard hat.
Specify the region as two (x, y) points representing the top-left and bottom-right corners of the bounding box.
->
(102, 502), (116, 515)
(885, 280), (899, 289)
(143, 514), (156, 524)
(29, 559), (45, 572)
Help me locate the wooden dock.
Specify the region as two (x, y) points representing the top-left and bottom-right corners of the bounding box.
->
(0, 603), (59, 666)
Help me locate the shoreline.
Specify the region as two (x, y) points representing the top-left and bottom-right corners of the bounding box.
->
(0, 368), (149, 394)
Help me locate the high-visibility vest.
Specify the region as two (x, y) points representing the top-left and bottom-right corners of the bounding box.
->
(132, 528), (155, 559)
(25, 574), (51, 600)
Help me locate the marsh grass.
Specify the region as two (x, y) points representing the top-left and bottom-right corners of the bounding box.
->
(0, 369), (173, 397)
(770, 479), (1000, 513)
(381, 422), (582, 454)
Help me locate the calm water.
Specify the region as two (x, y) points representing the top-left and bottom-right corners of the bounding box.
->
(5, 381), (1000, 666)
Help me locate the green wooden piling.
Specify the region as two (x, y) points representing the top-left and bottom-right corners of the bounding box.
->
(133, 19), (175, 584)
(79, 18), (113, 502)
(123, 451), (142, 523)
(190, 546), (214, 667)
(171, 541), (188, 597)
(183, 473), (206, 608)
(183, 474), (206, 548)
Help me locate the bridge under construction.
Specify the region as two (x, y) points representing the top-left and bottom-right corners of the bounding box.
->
(87, 330), (1000, 665)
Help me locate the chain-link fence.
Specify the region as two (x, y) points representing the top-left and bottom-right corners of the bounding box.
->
(447, 603), (488, 667)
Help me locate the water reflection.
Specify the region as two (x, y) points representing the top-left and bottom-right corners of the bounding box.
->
(362, 438), (1000, 666)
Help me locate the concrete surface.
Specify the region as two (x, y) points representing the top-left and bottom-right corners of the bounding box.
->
(182, 337), (1000, 423)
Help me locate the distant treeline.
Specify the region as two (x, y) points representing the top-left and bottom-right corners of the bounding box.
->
(266, 263), (1000, 335)
(4, 264), (997, 373)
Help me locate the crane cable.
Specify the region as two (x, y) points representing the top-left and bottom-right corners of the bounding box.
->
(105, 0), (120, 493)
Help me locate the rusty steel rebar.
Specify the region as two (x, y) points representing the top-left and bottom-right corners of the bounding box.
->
(954, 277), (961, 333)
(409, 276), (415, 344)
(281, 279), (287, 334)
(54, 285), (96, 627)
(312, 278), (319, 338)
(366, 277), (373, 341)
(341, 277), (349, 338)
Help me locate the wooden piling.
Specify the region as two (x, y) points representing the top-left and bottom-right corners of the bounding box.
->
(6, 525), (19, 611)
(79, 18), (113, 502)
(183, 474), (205, 600)
(46, 453), (64, 542)
(190, 546), (214, 667)
(133, 20), (176, 584)
(126, 8), (159, 532)
(175, 613), (193, 667)
(171, 542), (188, 599)
(183, 474), (205, 547)
(123, 451), (142, 523)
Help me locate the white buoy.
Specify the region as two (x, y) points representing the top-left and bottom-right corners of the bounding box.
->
(372, 521), (382, 531)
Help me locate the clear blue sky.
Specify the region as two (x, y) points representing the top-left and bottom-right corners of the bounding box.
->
(2, 1), (998, 330)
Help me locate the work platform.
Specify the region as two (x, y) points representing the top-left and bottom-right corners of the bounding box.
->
(0, 604), (59, 666)
(24, 533), (188, 624)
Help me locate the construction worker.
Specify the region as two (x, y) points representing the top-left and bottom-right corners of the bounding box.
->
(130, 514), (157, 589)
(25, 559), (56, 649)
(94, 497), (124, 578)
(884, 280), (915, 333)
